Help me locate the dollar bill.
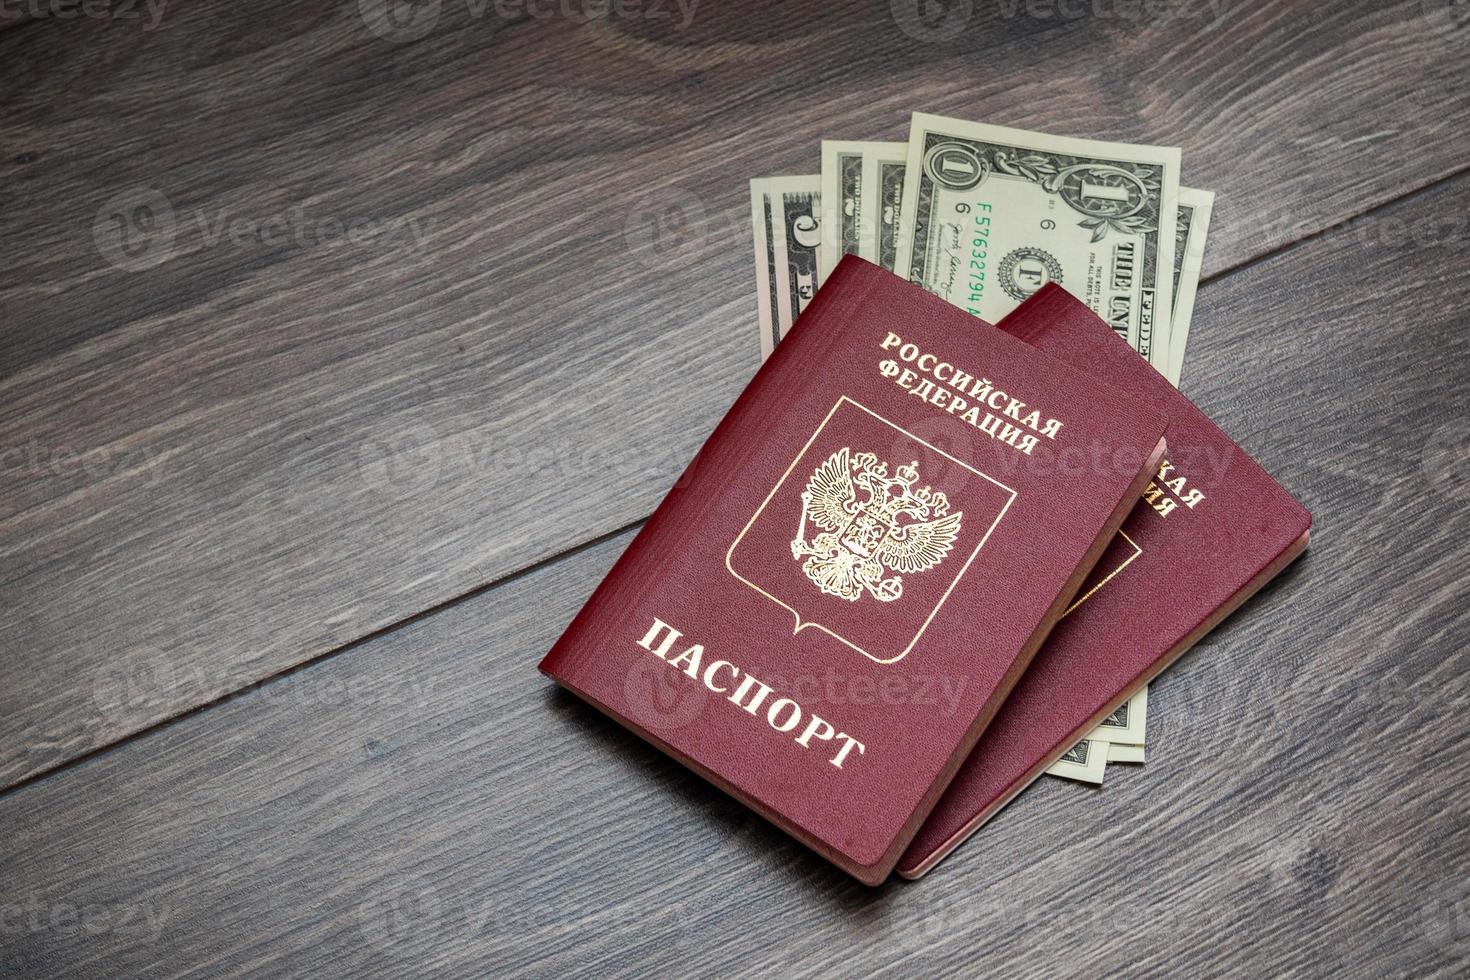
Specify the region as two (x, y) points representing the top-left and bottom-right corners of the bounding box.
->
(1050, 687), (1150, 783)
(1087, 685), (1148, 746)
(876, 152), (907, 272)
(1107, 742), (1145, 764)
(750, 175), (823, 360)
(894, 113), (1180, 372)
(750, 179), (780, 359)
(1045, 737), (1107, 784)
(1163, 187), (1216, 386)
(819, 142), (865, 280)
(820, 141), (908, 278)
(870, 145), (905, 270)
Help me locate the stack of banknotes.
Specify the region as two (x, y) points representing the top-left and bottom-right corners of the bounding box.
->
(748, 112), (1216, 785)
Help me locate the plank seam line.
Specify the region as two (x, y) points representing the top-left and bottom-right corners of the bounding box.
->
(0, 518), (647, 803)
(1200, 163), (1470, 288)
(4, 163), (1467, 801)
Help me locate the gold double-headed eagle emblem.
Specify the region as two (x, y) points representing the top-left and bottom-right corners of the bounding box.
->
(790, 448), (963, 604)
(726, 396), (1015, 664)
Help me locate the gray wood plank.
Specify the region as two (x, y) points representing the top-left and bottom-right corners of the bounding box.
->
(1, 173), (1466, 977)
(2, 0), (1467, 789)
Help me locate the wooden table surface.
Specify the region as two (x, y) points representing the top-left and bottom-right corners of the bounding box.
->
(2, 0), (1467, 975)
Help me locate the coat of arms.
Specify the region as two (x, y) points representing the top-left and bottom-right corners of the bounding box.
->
(790, 448), (963, 603)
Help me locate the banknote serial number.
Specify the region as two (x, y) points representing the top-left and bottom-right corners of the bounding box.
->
(956, 202), (993, 315)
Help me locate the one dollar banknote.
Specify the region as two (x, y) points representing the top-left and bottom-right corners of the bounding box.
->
(894, 113), (1181, 374)
(750, 175), (824, 360)
(819, 140), (908, 278)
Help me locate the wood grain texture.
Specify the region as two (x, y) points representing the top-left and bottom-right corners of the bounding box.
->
(1, 0), (1468, 791)
(1, 169), (1467, 975)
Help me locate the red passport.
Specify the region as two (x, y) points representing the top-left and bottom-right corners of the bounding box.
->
(899, 283), (1312, 879)
(540, 257), (1169, 884)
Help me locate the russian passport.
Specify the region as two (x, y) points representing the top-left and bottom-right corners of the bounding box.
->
(540, 258), (1169, 884)
(900, 284), (1312, 878)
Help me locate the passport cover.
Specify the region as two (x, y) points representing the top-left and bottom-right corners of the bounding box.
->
(540, 257), (1169, 884)
(898, 283), (1313, 879)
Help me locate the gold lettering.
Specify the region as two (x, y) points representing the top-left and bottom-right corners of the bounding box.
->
(831, 733), (866, 769)
(1142, 458), (1207, 513)
(702, 659), (738, 694)
(871, 340), (1069, 457)
(728, 674), (774, 716)
(766, 698), (802, 733)
(637, 618), (681, 660)
(796, 714), (836, 748)
(667, 643), (704, 680)
(644, 619), (868, 771)
(1141, 482), (1178, 517)
(910, 379), (937, 401)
